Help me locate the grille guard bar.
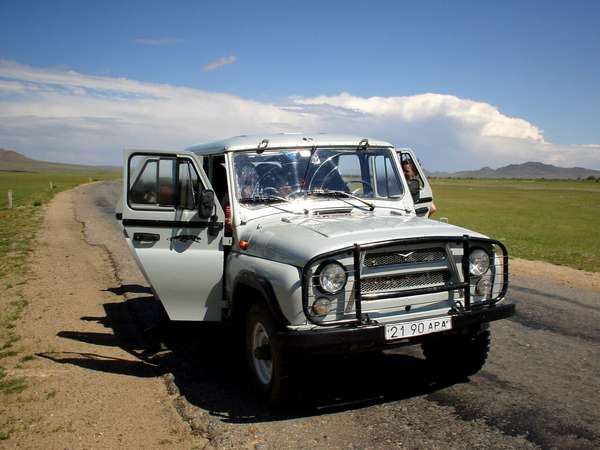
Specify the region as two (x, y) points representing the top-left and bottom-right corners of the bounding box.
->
(301, 235), (509, 327)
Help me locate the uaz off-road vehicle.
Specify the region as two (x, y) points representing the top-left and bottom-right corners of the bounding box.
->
(117, 134), (514, 402)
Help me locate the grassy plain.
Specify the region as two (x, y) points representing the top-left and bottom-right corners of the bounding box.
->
(0, 171), (120, 276)
(0, 170), (119, 401)
(430, 178), (600, 272)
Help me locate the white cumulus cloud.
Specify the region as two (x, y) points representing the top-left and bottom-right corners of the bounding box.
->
(0, 60), (598, 170)
(293, 92), (544, 141)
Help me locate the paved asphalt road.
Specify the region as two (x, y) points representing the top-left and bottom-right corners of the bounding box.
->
(74, 181), (599, 449)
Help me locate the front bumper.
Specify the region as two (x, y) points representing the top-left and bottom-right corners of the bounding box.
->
(275, 303), (515, 354)
(302, 235), (510, 327)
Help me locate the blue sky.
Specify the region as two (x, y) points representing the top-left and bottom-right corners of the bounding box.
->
(0, 0), (599, 169)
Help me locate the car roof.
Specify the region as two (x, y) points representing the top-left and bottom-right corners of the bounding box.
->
(185, 133), (394, 155)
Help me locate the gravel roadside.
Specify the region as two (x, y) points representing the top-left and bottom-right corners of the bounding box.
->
(1, 187), (208, 449)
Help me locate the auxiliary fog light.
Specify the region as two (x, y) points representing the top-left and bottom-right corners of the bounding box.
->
(475, 276), (493, 296)
(312, 298), (331, 316)
(469, 249), (490, 276)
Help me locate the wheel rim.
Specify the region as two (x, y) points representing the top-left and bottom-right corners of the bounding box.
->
(252, 321), (273, 385)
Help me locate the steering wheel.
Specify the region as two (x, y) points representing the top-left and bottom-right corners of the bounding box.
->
(253, 163), (308, 200)
(251, 165), (282, 197)
(260, 186), (280, 196)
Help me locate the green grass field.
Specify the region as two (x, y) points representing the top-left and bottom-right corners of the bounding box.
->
(430, 178), (600, 272)
(0, 170), (119, 399)
(0, 171), (120, 277)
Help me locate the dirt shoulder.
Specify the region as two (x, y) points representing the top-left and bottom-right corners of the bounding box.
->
(0, 188), (206, 449)
(512, 258), (600, 292)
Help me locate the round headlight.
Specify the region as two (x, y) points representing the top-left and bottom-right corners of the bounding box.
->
(318, 262), (347, 294)
(469, 249), (490, 276)
(312, 298), (331, 316)
(475, 276), (492, 296)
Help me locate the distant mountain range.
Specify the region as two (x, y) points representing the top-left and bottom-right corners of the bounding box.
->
(0, 149), (120, 173)
(429, 161), (600, 179)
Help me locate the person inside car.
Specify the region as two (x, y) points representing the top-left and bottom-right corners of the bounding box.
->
(402, 160), (437, 217)
(237, 162), (258, 200)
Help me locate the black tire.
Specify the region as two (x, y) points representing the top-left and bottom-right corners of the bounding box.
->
(245, 303), (290, 405)
(422, 328), (491, 380)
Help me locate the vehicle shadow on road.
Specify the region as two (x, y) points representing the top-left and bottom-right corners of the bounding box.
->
(103, 284), (153, 296)
(47, 290), (463, 424)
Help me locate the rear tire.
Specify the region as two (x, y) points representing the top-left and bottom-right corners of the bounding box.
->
(422, 327), (490, 380)
(245, 303), (290, 405)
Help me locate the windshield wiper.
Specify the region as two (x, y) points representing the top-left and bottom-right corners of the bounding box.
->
(307, 190), (375, 211)
(240, 195), (307, 214)
(240, 195), (290, 204)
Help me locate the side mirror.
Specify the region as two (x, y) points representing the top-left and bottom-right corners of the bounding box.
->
(407, 179), (420, 202)
(198, 189), (215, 219)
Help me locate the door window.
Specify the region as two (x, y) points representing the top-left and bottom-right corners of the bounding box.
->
(129, 155), (201, 210)
(177, 159), (201, 209)
(157, 158), (176, 205)
(129, 157), (159, 206)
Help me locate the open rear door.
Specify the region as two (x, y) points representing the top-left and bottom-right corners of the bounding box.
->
(397, 148), (434, 217)
(120, 150), (225, 321)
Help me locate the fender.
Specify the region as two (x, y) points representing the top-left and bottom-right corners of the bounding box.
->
(231, 270), (290, 326)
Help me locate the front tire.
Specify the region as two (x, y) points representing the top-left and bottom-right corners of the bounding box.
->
(422, 327), (491, 380)
(245, 303), (290, 405)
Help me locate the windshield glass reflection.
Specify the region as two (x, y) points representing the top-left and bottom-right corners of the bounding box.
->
(233, 147), (403, 205)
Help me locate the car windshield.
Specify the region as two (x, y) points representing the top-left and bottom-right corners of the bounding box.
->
(233, 147), (403, 204)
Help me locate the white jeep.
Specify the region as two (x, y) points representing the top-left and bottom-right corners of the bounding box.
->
(117, 134), (514, 403)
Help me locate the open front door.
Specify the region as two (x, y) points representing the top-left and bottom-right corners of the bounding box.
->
(121, 150), (225, 321)
(397, 149), (434, 217)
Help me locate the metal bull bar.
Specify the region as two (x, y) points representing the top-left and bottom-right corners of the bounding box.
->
(301, 235), (509, 327)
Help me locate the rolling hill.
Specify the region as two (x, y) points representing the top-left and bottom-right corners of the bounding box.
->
(429, 161), (600, 179)
(0, 149), (120, 173)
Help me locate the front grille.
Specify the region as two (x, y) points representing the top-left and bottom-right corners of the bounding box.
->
(361, 271), (450, 294)
(364, 248), (446, 267)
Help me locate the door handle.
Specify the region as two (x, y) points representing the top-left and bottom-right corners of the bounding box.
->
(133, 232), (160, 243)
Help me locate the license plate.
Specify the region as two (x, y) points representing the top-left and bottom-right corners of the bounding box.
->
(385, 316), (452, 341)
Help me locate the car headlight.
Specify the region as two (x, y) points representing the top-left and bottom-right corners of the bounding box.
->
(475, 276), (492, 296)
(318, 262), (347, 294)
(469, 249), (490, 276)
(311, 298), (331, 316)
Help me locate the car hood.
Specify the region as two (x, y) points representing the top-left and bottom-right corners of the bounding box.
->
(238, 211), (488, 267)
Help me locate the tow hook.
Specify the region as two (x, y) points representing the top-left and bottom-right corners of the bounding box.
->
(451, 300), (465, 314)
